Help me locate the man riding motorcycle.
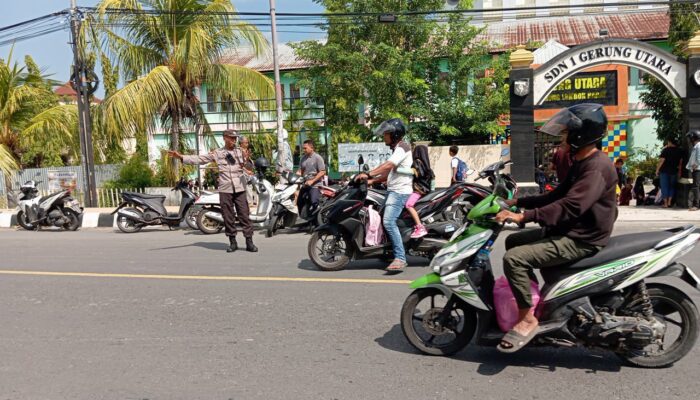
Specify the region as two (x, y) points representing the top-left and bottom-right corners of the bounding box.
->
(356, 118), (413, 273)
(493, 103), (618, 353)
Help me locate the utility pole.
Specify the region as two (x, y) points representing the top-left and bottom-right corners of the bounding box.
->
(69, 0), (98, 207)
(269, 0), (285, 173)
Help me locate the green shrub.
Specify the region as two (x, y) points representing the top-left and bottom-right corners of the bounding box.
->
(105, 155), (154, 189)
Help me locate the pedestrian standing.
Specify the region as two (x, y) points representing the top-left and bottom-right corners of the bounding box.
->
(686, 130), (700, 211)
(449, 146), (468, 184)
(168, 129), (258, 252)
(655, 138), (683, 208)
(614, 158), (626, 190)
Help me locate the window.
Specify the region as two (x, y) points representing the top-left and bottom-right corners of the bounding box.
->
(290, 83), (301, 100)
(206, 89), (217, 112)
(638, 70), (649, 85)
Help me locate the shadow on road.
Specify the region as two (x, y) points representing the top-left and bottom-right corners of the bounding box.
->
(297, 257), (430, 272)
(375, 324), (623, 375)
(150, 241), (229, 251)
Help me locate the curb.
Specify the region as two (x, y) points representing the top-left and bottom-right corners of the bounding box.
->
(0, 211), (189, 229)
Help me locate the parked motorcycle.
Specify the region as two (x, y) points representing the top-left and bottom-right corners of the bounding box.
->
(307, 177), (464, 271)
(15, 179), (83, 231)
(112, 179), (196, 233)
(400, 159), (700, 368)
(195, 157), (275, 234)
(190, 190), (222, 234)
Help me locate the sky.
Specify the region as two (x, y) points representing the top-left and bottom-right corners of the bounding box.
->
(0, 0), (326, 97)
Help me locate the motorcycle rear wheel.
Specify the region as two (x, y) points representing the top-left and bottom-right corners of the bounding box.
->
(401, 288), (476, 356)
(116, 207), (144, 233)
(62, 209), (81, 231)
(308, 230), (350, 271)
(617, 285), (699, 368)
(196, 209), (224, 235)
(16, 210), (34, 230)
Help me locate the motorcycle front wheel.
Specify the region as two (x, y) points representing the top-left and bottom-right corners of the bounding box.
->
(400, 288), (476, 356)
(62, 209), (81, 231)
(266, 211), (285, 238)
(16, 210), (35, 230)
(196, 209), (224, 235)
(116, 207), (144, 233)
(185, 206), (200, 230)
(308, 230), (350, 271)
(617, 285), (699, 368)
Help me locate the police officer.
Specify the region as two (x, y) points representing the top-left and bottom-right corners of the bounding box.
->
(168, 129), (258, 253)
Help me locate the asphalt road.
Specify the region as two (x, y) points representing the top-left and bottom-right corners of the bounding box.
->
(1, 222), (699, 400)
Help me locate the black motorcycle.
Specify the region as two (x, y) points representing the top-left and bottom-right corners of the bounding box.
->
(112, 179), (196, 233)
(308, 179), (464, 271)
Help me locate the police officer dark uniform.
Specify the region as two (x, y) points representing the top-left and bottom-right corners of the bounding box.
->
(168, 129), (258, 252)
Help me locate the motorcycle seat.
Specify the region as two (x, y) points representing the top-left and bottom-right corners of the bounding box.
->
(540, 230), (676, 284)
(123, 192), (165, 199)
(415, 190), (446, 204)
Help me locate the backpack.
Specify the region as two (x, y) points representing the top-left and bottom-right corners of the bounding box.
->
(364, 205), (385, 246)
(413, 158), (434, 195)
(454, 157), (467, 182)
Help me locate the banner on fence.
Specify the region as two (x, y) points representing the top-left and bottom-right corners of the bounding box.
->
(337, 142), (391, 173)
(48, 170), (78, 192)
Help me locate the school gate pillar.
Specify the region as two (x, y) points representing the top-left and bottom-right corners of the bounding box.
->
(508, 45), (536, 185)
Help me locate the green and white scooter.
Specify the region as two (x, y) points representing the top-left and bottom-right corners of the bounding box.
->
(401, 159), (700, 368)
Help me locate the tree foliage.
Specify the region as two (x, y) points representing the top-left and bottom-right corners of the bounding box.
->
(292, 0), (509, 145)
(639, 3), (697, 144)
(92, 0), (275, 183)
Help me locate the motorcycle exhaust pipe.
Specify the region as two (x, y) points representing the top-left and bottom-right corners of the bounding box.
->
(118, 209), (144, 222)
(203, 210), (225, 223)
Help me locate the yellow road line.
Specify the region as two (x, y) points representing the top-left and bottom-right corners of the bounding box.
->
(0, 270), (412, 285)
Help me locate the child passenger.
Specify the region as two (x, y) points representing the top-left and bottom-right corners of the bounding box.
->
(398, 144), (435, 239)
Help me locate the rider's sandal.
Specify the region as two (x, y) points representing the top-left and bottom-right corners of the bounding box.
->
(497, 327), (538, 354)
(385, 259), (407, 273)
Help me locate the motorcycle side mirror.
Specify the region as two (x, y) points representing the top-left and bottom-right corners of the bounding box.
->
(362, 164), (370, 173)
(358, 155), (364, 165)
(466, 169), (475, 176)
(501, 148), (510, 157)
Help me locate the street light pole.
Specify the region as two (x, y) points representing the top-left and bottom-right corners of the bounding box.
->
(69, 0), (98, 207)
(269, 0), (285, 173)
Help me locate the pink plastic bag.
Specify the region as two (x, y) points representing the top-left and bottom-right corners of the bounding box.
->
(493, 276), (541, 332)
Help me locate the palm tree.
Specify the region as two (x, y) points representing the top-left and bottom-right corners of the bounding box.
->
(94, 0), (275, 182)
(0, 51), (64, 174)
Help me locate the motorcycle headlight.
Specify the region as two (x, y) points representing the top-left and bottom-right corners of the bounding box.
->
(431, 252), (454, 272)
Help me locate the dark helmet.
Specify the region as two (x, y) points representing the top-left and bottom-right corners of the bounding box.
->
(687, 130), (700, 142)
(538, 103), (608, 150)
(374, 118), (406, 145)
(254, 156), (270, 170)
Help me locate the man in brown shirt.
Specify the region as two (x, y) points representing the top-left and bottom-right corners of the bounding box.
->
(494, 104), (617, 353)
(168, 129), (258, 253)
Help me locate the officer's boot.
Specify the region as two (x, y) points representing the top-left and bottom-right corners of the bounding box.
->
(227, 236), (238, 253)
(246, 237), (258, 253)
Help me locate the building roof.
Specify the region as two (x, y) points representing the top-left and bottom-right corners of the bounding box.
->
(477, 11), (669, 52)
(533, 39), (570, 65)
(219, 41), (321, 72)
(54, 82), (102, 103)
(219, 11), (669, 72)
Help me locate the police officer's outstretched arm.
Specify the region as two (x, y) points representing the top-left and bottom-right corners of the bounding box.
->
(168, 150), (216, 165)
